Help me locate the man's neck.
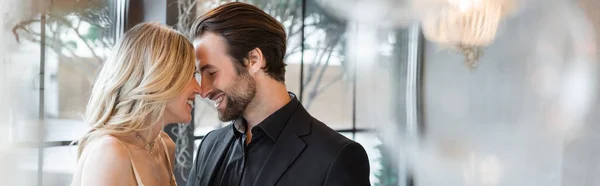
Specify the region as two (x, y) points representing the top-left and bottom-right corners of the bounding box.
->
(242, 82), (290, 131)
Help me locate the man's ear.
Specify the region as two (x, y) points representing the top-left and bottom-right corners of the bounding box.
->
(246, 48), (264, 74)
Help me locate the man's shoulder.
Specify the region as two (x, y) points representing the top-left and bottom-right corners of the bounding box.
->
(289, 106), (352, 146)
(304, 117), (355, 151)
(201, 124), (232, 143)
(195, 124), (233, 158)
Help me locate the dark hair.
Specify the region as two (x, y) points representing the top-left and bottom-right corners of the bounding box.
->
(190, 2), (287, 82)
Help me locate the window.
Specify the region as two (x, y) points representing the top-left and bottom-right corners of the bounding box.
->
(8, 0), (118, 185)
(3, 4), (46, 185)
(302, 0), (354, 130)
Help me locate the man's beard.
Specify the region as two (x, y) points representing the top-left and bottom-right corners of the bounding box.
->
(217, 73), (256, 122)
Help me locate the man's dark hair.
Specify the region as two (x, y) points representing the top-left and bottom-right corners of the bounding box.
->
(190, 2), (287, 82)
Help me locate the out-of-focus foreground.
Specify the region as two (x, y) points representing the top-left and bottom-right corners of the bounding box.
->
(2, 0), (600, 186)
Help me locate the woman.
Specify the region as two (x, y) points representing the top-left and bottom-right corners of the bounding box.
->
(71, 22), (200, 186)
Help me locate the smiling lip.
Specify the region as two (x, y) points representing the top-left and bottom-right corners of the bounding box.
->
(186, 99), (194, 109)
(186, 93), (196, 109)
(211, 94), (224, 108)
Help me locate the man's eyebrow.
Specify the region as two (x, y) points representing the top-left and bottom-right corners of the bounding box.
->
(199, 64), (214, 72)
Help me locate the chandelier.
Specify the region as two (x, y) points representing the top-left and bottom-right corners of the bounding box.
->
(419, 0), (516, 69)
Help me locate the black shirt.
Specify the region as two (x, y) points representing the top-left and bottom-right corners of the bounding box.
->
(212, 93), (300, 186)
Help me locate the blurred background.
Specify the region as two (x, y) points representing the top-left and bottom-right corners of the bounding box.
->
(1, 0), (599, 186)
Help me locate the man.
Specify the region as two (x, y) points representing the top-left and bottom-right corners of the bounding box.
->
(187, 2), (370, 186)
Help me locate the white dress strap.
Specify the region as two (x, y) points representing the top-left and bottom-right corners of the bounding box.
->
(114, 138), (145, 186)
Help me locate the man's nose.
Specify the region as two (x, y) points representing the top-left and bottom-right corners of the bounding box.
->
(199, 82), (212, 99)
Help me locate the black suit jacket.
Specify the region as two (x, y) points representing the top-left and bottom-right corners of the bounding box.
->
(186, 104), (371, 186)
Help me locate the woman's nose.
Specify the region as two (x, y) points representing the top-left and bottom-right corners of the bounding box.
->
(193, 81), (201, 94)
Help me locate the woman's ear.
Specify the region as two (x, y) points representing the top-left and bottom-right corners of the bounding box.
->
(246, 48), (264, 74)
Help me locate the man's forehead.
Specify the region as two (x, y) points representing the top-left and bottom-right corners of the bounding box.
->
(192, 37), (204, 48)
(193, 37), (210, 66)
(192, 32), (230, 71)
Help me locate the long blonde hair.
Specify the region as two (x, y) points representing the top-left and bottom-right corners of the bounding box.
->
(76, 22), (195, 158)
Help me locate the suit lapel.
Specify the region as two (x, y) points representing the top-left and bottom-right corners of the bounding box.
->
(253, 106), (312, 186)
(198, 128), (234, 186)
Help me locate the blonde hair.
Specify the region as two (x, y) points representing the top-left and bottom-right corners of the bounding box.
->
(75, 22), (195, 158)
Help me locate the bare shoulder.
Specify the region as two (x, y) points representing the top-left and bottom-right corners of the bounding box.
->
(80, 136), (133, 185)
(160, 131), (176, 155)
(84, 136), (131, 166)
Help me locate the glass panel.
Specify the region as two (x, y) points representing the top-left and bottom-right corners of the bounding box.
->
(5, 11), (44, 184)
(4, 147), (39, 186)
(3, 3), (46, 186)
(28, 0), (115, 141)
(347, 25), (410, 186)
(42, 145), (78, 186)
(419, 1), (597, 186)
(3, 18), (43, 144)
(302, 0), (353, 130)
(355, 28), (410, 130)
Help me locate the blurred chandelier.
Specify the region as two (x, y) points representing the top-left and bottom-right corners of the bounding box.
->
(420, 0), (516, 68)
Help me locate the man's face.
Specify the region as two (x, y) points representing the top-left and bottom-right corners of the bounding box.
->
(194, 32), (256, 122)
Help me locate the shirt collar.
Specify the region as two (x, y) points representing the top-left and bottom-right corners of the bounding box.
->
(231, 92), (299, 141)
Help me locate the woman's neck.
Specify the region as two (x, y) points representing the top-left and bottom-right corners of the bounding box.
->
(137, 123), (163, 144)
(120, 122), (164, 151)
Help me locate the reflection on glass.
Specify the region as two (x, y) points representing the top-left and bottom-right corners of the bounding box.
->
(302, 0), (352, 130)
(419, 1), (598, 186)
(3, 25), (42, 144)
(44, 0), (115, 120)
(462, 153), (502, 186)
(42, 146), (78, 186)
(2, 147), (40, 186)
(6, 1), (115, 185)
(354, 28), (410, 130)
(7, 0), (117, 142)
(2, 2), (45, 186)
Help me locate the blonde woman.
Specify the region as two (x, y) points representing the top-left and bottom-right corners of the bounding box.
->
(70, 22), (200, 186)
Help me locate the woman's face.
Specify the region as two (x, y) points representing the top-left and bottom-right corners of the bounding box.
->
(163, 77), (201, 124)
